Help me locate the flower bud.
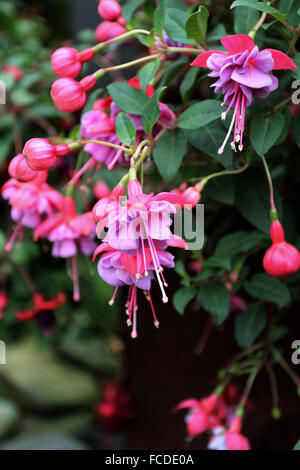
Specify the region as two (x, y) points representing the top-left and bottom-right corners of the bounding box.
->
(98, 0), (122, 21)
(182, 183), (203, 208)
(51, 75), (96, 113)
(51, 47), (95, 78)
(263, 221), (300, 278)
(23, 138), (69, 171)
(8, 154), (37, 182)
(95, 21), (126, 42)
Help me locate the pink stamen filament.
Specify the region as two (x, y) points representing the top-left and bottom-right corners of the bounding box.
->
(131, 286), (138, 338)
(68, 157), (95, 186)
(109, 286), (119, 305)
(221, 83), (239, 120)
(147, 291), (159, 328)
(5, 220), (23, 252)
(107, 148), (124, 171)
(218, 102), (239, 155)
(71, 255), (80, 301)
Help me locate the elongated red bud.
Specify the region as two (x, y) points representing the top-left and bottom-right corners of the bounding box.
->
(51, 75), (96, 113)
(23, 138), (69, 171)
(51, 47), (95, 78)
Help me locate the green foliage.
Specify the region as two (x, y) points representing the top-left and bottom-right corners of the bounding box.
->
(197, 280), (231, 325)
(235, 303), (267, 348)
(152, 128), (187, 182)
(115, 113), (136, 147)
(107, 83), (150, 115)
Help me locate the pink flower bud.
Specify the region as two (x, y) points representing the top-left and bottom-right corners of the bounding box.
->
(51, 75), (96, 113)
(3, 65), (23, 80)
(127, 179), (143, 198)
(23, 138), (69, 171)
(94, 180), (111, 199)
(95, 21), (126, 42)
(117, 16), (127, 26)
(263, 221), (300, 278)
(8, 154), (37, 182)
(98, 0), (122, 21)
(182, 185), (202, 208)
(51, 47), (95, 79)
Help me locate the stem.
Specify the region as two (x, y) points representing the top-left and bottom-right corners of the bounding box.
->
(93, 29), (150, 52)
(260, 155), (276, 213)
(200, 163), (249, 186)
(288, 30), (300, 56)
(249, 11), (267, 38)
(130, 139), (151, 168)
(273, 96), (291, 113)
(265, 362), (279, 409)
(134, 145), (152, 170)
(102, 53), (162, 73)
(237, 368), (259, 411)
(73, 140), (131, 153)
(271, 346), (300, 388)
(222, 341), (265, 374)
(166, 46), (203, 54)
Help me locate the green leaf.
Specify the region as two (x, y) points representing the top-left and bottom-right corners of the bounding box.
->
(122, 0), (144, 22)
(107, 83), (149, 115)
(250, 113), (285, 156)
(235, 169), (282, 233)
(292, 110), (300, 148)
(185, 6), (209, 44)
(197, 280), (231, 325)
(115, 113), (136, 147)
(154, 0), (166, 38)
(164, 8), (196, 45)
(10, 89), (36, 106)
(202, 255), (231, 270)
(178, 100), (222, 130)
(173, 286), (196, 315)
(0, 131), (13, 165)
(207, 24), (227, 42)
(230, 1), (288, 22)
(187, 121), (233, 168)
(293, 439), (300, 450)
(142, 87), (166, 136)
(244, 273), (291, 307)
(205, 175), (235, 205)
(137, 59), (160, 94)
(179, 66), (201, 104)
(234, 5), (260, 34)
(153, 128), (187, 182)
(235, 303), (266, 349)
(216, 230), (266, 257)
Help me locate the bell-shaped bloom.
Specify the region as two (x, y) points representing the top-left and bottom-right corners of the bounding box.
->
(16, 292), (66, 335)
(2, 172), (64, 251)
(51, 75), (96, 113)
(34, 197), (96, 301)
(23, 138), (70, 171)
(98, 0), (122, 21)
(191, 35), (296, 154)
(175, 394), (220, 437)
(3, 65), (23, 80)
(208, 416), (250, 451)
(93, 182), (125, 236)
(263, 220), (300, 278)
(51, 47), (95, 79)
(95, 381), (134, 433)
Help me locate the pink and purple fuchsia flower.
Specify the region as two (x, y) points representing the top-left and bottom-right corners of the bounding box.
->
(93, 175), (187, 337)
(191, 34), (296, 154)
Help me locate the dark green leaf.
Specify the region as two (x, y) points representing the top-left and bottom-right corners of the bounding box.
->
(154, 0), (166, 38)
(178, 100), (222, 130)
(137, 59), (160, 94)
(244, 273), (291, 307)
(292, 110), (300, 148)
(142, 87), (166, 136)
(153, 128), (187, 182)
(230, 1), (288, 22)
(107, 83), (149, 115)
(122, 0), (144, 22)
(204, 175), (235, 204)
(234, 6), (260, 34)
(179, 67), (201, 104)
(185, 6), (209, 44)
(173, 286), (196, 315)
(164, 8), (196, 45)
(115, 113), (136, 147)
(250, 113), (285, 156)
(197, 280), (231, 325)
(202, 255), (231, 270)
(216, 230), (266, 256)
(235, 303), (266, 349)
(293, 439), (300, 450)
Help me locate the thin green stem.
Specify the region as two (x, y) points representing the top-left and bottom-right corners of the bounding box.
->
(271, 346), (300, 388)
(103, 53), (162, 73)
(200, 163), (249, 186)
(75, 140), (131, 153)
(93, 29), (150, 53)
(166, 46), (203, 54)
(260, 155), (276, 213)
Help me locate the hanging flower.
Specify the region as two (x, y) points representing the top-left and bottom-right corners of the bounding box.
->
(208, 416), (250, 451)
(191, 34), (296, 154)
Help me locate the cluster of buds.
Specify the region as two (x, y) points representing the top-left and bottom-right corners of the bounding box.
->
(96, 0), (127, 42)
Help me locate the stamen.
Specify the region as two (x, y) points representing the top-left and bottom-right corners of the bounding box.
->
(147, 291), (160, 327)
(107, 148), (124, 171)
(71, 255), (80, 302)
(109, 286), (119, 306)
(218, 104), (238, 155)
(68, 157), (95, 186)
(5, 220), (23, 252)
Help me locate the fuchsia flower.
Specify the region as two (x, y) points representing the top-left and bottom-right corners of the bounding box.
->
(175, 394), (220, 437)
(98, 0), (122, 21)
(93, 176), (187, 337)
(51, 75), (97, 113)
(15, 292), (66, 335)
(95, 21), (126, 42)
(0, 292), (8, 320)
(208, 416), (250, 451)
(2, 171), (64, 251)
(263, 220), (300, 278)
(23, 138), (70, 171)
(51, 47), (95, 79)
(191, 34), (296, 154)
(8, 154), (37, 182)
(34, 196), (96, 301)
(3, 65), (23, 80)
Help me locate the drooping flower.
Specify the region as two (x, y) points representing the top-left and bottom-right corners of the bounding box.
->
(15, 292), (66, 335)
(34, 196), (96, 301)
(175, 394), (220, 437)
(0, 292), (8, 319)
(3, 65), (23, 80)
(263, 220), (300, 277)
(23, 138), (70, 171)
(191, 34), (296, 154)
(8, 154), (37, 182)
(95, 381), (134, 433)
(51, 75), (96, 113)
(208, 416), (250, 451)
(98, 0), (122, 21)
(2, 172), (64, 251)
(95, 21), (126, 42)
